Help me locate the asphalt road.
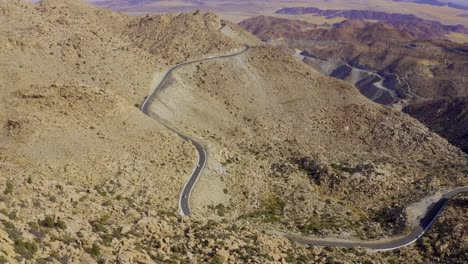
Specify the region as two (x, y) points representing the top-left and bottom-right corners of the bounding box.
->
(285, 186), (468, 251)
(140, 46), (249, 216)
(140, 44), (467, 250)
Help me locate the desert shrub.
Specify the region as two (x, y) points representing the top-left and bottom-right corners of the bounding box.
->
(215, 204), (228, 217)
(240, 193), (286, 223)
(89, 243), (101, 257)
(39, 216), (67, 230)
(92, 222), (108, 233)
(4, 182), (13, 195)
(100, 233), (113, 246)
(263, 194), (285, 215)
(56, 219), (67, 230)
(371, 206), (406, 234)
(0, 209), (17, 220)
(40, 216), (55, 228)
(2, 221), (21, 241)
(14, 240), (38, 259)
(210, 256), (223, 264)
(101, 200), (112, 207)
(158, 210), (178, 218)
(0, 256), (8, 264)
(94, 185), (107, 196)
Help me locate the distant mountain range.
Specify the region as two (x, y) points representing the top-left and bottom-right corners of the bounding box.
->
(275, 7), (468, 38)
(393, 0), (468, 11)
(240, 15), (468, 152)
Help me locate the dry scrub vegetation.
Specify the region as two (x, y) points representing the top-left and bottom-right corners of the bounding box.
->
(0, 0), (466, 263)
(154, 45), (466, 239)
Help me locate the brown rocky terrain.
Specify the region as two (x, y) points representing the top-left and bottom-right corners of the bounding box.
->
(154, 42), (467, 236)
(240, 16), (414, 43)
(414, 193), (468, 264)
(404, 97), (468, 153)
(240, 15), (468, 153)
(275, 6), (468, 39)
(87, 0), (468, 28)
(0, 0), (467, 263)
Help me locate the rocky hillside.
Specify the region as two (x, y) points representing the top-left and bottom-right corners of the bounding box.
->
(240, 17), (468, 102)
(238, 16), (319, 41)
(414, 193), (468, 264)
(0, 0), (466, 263)
(240, 16), (413, 43)
(275, 7), (468, 38)
(154, 39), (467, 260)
(404, 97), (468, 153)
(240, 15), (468, 153)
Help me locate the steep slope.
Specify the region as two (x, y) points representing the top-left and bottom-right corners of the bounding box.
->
(404, 97), (468, 153)
(413, 193), (468, 263)
(240, 16), (466, 102)
(240, 15), (468, 152)
(0, 1), (467, 263)
(153, 44), (467, 243)
(0, 0), (254, 190)
(238, 15), (318, 41)
(124, 11), (259, 64)
(0, 0), (264, 262)
(240, 16), (412, 43)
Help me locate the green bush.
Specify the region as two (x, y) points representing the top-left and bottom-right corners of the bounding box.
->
(56, 220), (67, 230)
(4, 182), (13, 195)
(210, 256), (223, 264)
(4, 211), (16, 220)
(94, 185), (107, 196)
(14, 240), (38, 259)
(215, 204), (228, 217)
(89, 243), (101, 257)
(158, 210), (177, 218)
(40, 216), (55, 228)
(326, 256), (335, 264)
(239, 194), (286, 223)
(101, 200), (112, 207)
(100, 233), (113, 246)
(92, 222), (108, 233)
(2, 221), (21, 241)
(39, 216), (67, 230)
(263, 194), (285, 215)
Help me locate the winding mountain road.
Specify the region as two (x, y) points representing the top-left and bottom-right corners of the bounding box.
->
(285, 186), (468, 251)
(140, 45), (249, 216)
(140, 45), (467, 250)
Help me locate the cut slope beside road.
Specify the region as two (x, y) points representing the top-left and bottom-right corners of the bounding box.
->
(140, 45), (250, 216)
(139, 44), (467, 250)
(283, 186), (468, 251)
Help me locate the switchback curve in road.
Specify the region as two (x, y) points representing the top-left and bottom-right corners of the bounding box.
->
(140, 46), (250, 216)
(284, 186), (468, 251)
(140, 45), (467, 250)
